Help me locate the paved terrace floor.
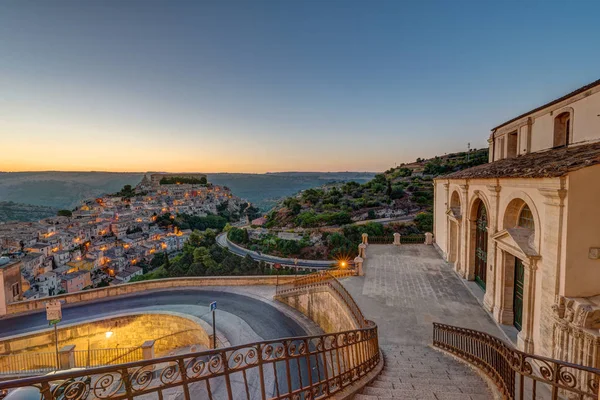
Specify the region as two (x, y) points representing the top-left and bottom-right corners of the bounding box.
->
(342, 244), (504, 400)
(343, 244), (503, 346)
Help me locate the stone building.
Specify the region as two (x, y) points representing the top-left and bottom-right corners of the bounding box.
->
(433, 79), (600, 369)
(0, 258), (23, 315)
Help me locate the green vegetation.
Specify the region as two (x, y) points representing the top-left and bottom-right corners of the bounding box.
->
(57, 209), (73, 217)
(414, 212), (433, 233)
(228, 227), (312, 258)
(131, 230), (296, 282)
(154, 212), (229, 232)
(266, 148), (488, 230)
(159, 176), (208, 185)
(227, 222), (421, 261)
(113, 184), (137, 198)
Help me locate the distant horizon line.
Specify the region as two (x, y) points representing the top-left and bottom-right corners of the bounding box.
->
(0, 170), (380, 175)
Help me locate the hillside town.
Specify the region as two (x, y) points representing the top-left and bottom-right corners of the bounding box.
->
(0, 173), (249, 302)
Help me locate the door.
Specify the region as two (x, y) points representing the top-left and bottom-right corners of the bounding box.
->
(474, 202), (488, 290)
(513, 258), (525, 331)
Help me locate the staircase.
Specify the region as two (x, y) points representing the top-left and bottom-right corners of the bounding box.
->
(353, 345), (492, 400)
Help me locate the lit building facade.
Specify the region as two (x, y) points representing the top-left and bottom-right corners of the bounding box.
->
(433, 79), (600, 369)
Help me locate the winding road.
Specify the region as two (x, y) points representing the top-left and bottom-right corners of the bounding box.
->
(0, 289), (307, 340)
(0, 289), (319, 399)
(216, 233), (337, 268)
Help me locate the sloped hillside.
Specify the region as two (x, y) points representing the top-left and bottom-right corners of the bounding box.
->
(264, 148), (489, 230)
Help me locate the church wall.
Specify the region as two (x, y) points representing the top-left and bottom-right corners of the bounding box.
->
(495, 85), (600, 157)
(433, 175), (573, 357)
(569, 91), (600, 144)
(433, 180), (448, 257)
(563, 164), (600, 297)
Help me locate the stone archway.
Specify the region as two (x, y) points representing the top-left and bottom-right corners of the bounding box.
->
(447, 191), (462, 270)
(493, 195), (541, 352)
(466, 194), (491, 287)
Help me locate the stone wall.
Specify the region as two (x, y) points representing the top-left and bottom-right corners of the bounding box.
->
(5, 275), (296, 316)
(0, 312), (211, 359)
(277, 286), (359, 333)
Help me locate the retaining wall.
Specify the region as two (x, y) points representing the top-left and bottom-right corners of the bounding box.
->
(0, 311), (212, 357)
(277, 286), (359, 333)
(4, 275), (296, 316)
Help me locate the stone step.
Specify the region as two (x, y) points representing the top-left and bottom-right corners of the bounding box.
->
(353, 345), (492, 400)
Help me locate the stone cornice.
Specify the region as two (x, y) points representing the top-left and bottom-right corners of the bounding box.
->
(552, 296), (600, 330)
(539, 188), (567, 206)
(486, 185), (501, 196)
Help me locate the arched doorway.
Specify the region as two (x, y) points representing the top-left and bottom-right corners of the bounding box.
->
(448, 191), (462, 268)
(474, 202), (488, 290)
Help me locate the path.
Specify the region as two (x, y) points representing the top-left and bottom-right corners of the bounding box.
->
(216, 232), (336, 268)
(342, 244), (504, 399)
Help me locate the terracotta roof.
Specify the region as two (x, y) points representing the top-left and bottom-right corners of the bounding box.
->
(442, 141), (600, 180)
(492, 79), (600, 131)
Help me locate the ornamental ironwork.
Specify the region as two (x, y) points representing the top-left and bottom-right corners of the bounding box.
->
(0, 272), (379, 400)
(433, 322), (600, 399)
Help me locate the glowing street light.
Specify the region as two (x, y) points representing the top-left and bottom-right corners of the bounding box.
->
(105, 330), (114, 339)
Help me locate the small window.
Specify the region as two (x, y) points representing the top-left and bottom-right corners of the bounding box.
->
(518, 205), (535, 230)
(11, 283), (20, 297)
(507, 132), (518, 158)
(553, 112), (571, 147)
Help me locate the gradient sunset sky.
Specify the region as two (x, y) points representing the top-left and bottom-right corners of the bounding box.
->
(1, 0), (599, 173)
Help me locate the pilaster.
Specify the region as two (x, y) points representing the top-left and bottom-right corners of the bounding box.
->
(483, 184), (501, 312)
(517, 259), (538, 353)
(458, 183), (469, 279)
(537, 186), (567, 358)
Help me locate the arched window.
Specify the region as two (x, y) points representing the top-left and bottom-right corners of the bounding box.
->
(518, 204), (535, 230)
(553, 112), (571, 148)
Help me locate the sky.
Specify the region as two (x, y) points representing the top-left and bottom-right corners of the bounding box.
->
(1, 0), (599, 173)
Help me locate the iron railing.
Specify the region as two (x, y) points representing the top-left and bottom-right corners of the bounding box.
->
(0, 271), (380, 399)
(399, 234), (425, 244)
(0, 348), (144, 376)
(433, 322), (600, 399)
(73, 348), (144, 369)
(0, 352), (58, 376)
(366, 236), (394, 244)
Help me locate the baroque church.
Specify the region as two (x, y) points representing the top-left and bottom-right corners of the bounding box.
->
(433, 79), (600, 369)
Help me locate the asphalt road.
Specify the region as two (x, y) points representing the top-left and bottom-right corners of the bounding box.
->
(216, 233), (336, 268)
(0, 290), (318, 398)
(0, 289), (308, 340)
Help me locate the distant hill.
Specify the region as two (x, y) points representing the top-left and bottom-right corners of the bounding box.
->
(0, 201), (57, 222)
(0, 171), (375, 222)
(264, 148), (489, 229)
(207, 172), (375, 211)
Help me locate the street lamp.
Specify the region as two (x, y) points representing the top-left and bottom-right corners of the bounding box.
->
(274, 263), (281, 287)
(105, 330), (114, 339)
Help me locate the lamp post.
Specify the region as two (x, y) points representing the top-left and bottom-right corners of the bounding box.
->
(274, 263), (281, 288)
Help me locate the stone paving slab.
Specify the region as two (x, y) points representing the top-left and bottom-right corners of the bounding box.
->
(342, 245), (500, 400)
(343, 244), (504, 346)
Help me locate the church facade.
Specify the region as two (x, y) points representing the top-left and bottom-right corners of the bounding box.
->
(433, 79), (600, 369)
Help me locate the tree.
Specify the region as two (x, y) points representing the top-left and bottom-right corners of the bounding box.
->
(414, 212), (433, 233)
(57, 209), (72, 217)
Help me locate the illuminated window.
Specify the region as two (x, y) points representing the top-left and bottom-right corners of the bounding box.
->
(518, 205), (535, 230)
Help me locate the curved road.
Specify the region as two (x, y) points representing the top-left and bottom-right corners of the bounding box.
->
(0, 289), (307, 340)
(217, 233), (337, 268)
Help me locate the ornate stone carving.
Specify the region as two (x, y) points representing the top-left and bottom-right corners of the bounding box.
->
(552, 296), (566, 319)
